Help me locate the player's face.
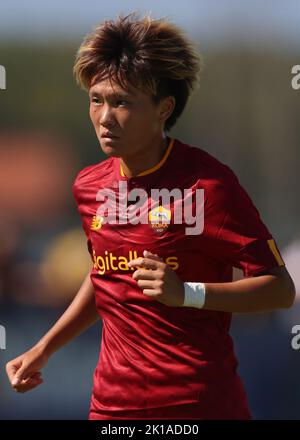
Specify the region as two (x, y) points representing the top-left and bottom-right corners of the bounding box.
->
(88, 78), (167, 158)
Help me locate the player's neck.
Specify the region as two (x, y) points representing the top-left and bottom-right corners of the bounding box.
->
(120, 135), (169, 178)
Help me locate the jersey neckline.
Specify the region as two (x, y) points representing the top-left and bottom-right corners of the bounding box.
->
(117, 137), (175, 181)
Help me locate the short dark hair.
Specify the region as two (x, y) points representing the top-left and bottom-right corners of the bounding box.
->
(73, 13), (202, 131)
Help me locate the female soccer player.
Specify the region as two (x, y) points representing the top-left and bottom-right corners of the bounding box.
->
(6, 13), (295, 420)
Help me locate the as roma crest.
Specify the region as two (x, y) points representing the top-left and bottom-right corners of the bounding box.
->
(148, 206), (171, 233)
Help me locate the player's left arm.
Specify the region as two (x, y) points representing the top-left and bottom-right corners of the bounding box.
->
(202, 265), (295, 313)
(129, 251), (295, 313)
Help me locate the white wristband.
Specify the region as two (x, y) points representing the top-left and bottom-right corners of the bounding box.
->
(183, 282), (206, 309)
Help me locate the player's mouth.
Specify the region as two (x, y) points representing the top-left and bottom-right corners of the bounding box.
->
(101, 132), (120, 140)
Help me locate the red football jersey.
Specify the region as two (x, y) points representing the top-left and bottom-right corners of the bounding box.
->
(72, 137), (285, 419)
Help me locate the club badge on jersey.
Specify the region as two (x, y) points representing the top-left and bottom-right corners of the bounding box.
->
(148, 205), (171, 234)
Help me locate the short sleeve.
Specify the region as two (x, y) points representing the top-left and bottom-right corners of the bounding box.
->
(205, 167), (285, 277)
(80, 220), (93, 261)
(72, 170), (93, 262)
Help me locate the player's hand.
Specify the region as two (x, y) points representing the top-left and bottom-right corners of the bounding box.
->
(6, 345), (49, 393)
(128, 250), (184, 307)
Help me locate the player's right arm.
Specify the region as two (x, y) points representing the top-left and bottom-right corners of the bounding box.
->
(6, 269), (99, 393)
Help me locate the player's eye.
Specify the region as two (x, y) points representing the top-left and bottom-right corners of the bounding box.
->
(116, 100), (128, 107)
(91, 97), (102, 106)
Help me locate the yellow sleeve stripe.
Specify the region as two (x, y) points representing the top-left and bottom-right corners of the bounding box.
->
(267, 238), (285, 266)
(120, 164), (125, 177)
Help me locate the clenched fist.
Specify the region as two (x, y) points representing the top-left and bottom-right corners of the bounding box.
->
(128, 250), (185, 307)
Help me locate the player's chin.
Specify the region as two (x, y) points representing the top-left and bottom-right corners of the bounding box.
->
(99, 138), (122, 157)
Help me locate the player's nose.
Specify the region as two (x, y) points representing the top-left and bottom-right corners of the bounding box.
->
(99, 103), (116, 127)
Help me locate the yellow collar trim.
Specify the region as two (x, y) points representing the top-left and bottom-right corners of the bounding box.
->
(120, 138), (174, 178)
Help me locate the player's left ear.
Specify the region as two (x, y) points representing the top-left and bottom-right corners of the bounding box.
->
(158, 96), (176, 124)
